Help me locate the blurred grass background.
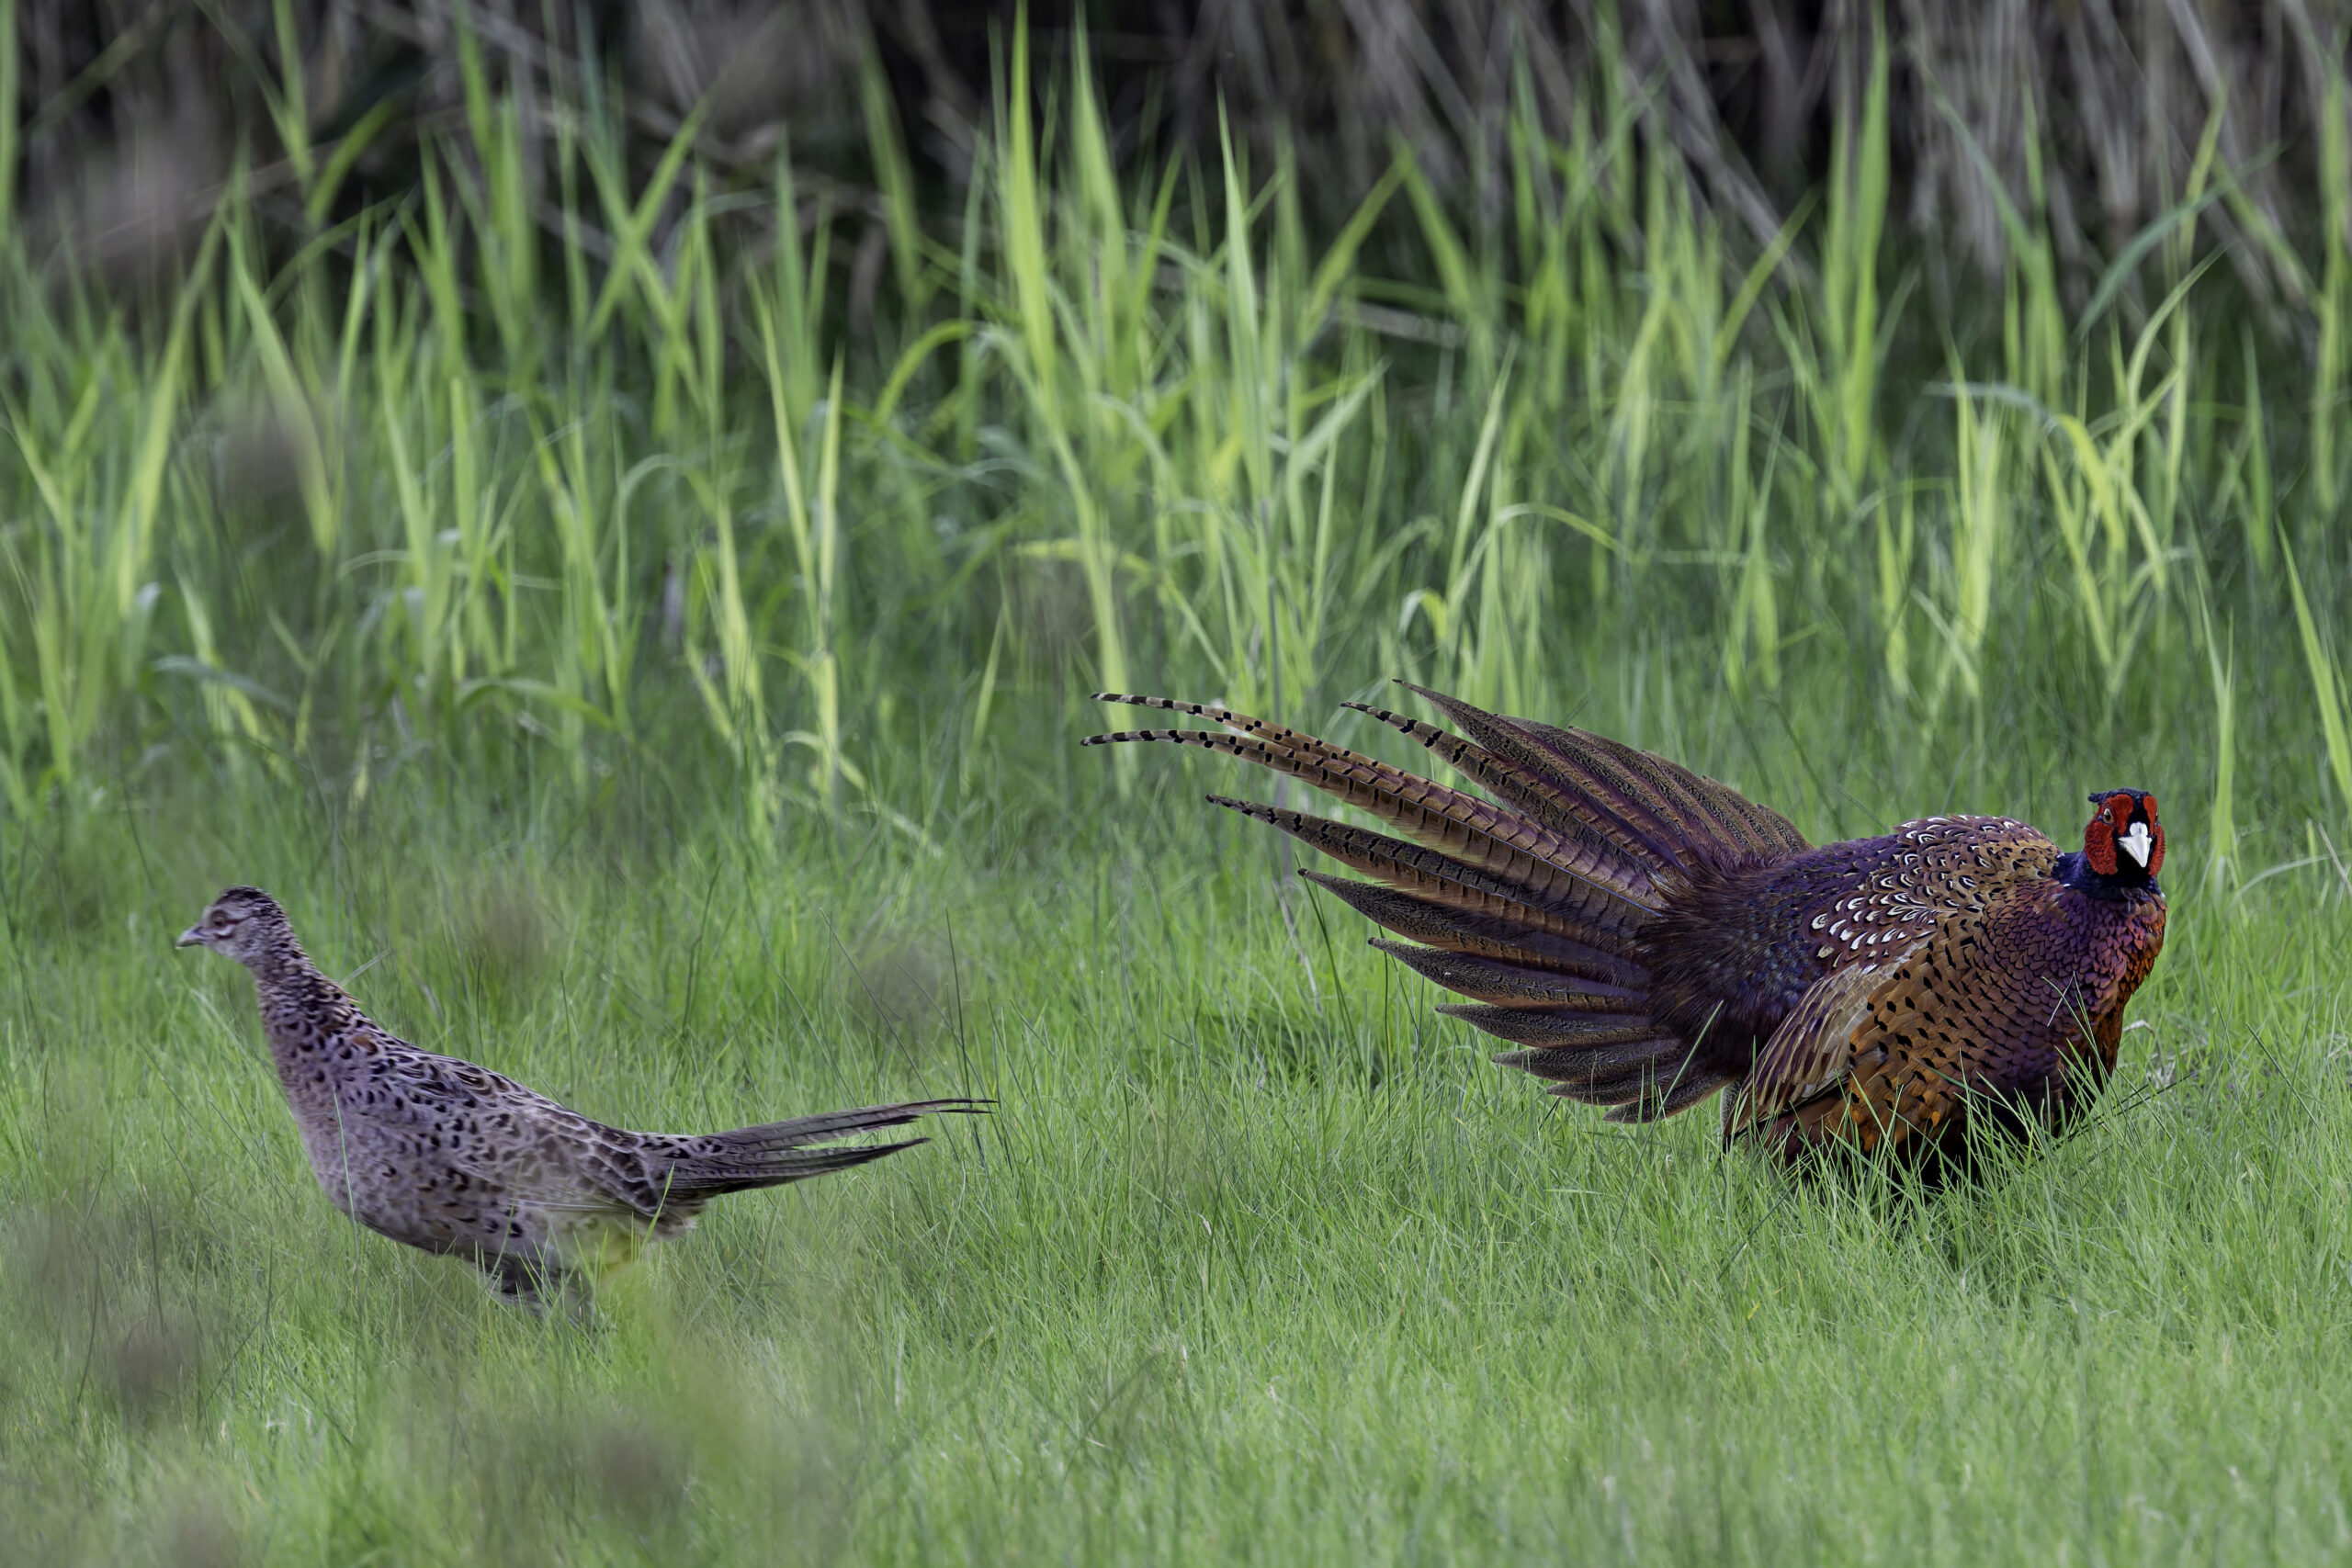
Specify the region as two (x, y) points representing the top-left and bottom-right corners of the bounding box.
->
(5, 2), (2352, 1562)
(2, 1), (2351, 823)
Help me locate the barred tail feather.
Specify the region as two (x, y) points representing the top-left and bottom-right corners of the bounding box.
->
(655, 1099), (989, 1199)
(1440, 1005), (1672, 1047)
(1368, 940), (1645, 1007)
(1340, 702), (1667, 898)
(705, 1099), (990, 1149)
(1083, 696), (1657, 922)
(1394, 682), (1808, 870)
(1608, 1069), (1740, 1122)
(1212, 795), (1721, 1116)
(1518, 719), (1754, 858)
(1387, 683), (1698, 873)
(1087, 688), (1815, 1129)
(1205, 795), (1641, 950)
(659, 1139), (928, 1199)
(1297, 872), (1643, 985)
(1493, 1040), (1691, 1079)
(1519, 719), (1806, 863)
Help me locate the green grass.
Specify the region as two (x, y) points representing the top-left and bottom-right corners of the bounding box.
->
(8, 11), (2352, 1562)
(3, 737), (2350, 1565)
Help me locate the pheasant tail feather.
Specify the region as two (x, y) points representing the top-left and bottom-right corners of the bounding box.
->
(1086, 689), (1809, 1123)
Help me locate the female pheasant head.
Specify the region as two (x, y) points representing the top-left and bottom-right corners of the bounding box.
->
(2081, 790), (2164, 886)
(175, 886), (300, 968)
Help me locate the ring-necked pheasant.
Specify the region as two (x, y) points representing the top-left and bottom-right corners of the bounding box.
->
(1086, 685), (2166, 1166)
(178, 886), (987, 1306)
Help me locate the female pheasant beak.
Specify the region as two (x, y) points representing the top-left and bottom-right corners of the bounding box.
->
(175, 924), (209, 948)
(2120, 821), (2154, 867)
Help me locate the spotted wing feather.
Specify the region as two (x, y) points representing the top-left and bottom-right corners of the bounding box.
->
(1722, 957), (1905, 1137)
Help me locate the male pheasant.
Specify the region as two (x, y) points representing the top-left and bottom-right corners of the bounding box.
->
(178, 887), (986, 1306)
(1086, 685), (2167, 1166)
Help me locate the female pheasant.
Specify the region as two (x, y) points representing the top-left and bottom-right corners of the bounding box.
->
(178, 886), (986, 1306)
(1086, 684), (2167, 1166)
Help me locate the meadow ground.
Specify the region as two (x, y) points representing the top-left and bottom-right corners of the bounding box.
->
(8, 19), (2352, 1562)
(5, 699), (2351, 1566)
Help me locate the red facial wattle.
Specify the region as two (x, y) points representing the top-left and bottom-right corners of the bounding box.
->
(2084, 792), (2162, 878)
(2085, 816), (2118, 876)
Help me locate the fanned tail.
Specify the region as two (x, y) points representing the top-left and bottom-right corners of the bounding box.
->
(653, 1098), (989, 1199)
(1349, 682), (1808, 871)
(1087, 687), (1808, 1122)
(1083, 694), (1657, 919)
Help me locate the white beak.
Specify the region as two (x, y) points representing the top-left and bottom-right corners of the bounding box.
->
(2120, 821), (2153, 867)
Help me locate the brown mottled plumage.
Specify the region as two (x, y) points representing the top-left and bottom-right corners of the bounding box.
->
(178, 887), (986, 1307)
(1086, 685), (2167, 1168)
